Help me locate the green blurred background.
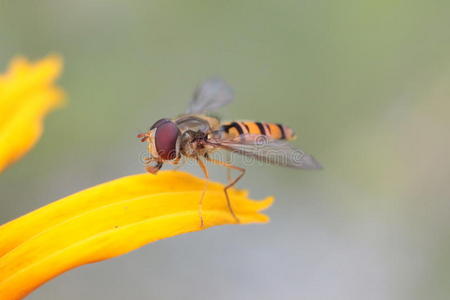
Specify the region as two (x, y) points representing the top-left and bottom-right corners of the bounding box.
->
(1, 1), (450, 299)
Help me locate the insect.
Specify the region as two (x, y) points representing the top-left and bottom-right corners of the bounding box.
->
(138, 79), (321, 226)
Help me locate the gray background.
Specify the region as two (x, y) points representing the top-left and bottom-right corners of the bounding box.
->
(1, 1), (450, 299)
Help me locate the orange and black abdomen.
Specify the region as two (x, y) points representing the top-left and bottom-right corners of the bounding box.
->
(221, 121), (296, 140)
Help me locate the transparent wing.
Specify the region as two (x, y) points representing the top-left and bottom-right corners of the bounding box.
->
(208, 134), (322, 169)
(186, 78), (234, 114)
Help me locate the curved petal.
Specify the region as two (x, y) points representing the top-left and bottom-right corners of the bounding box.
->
(0, 56), (64, 173)
(0, 171), (273, 300)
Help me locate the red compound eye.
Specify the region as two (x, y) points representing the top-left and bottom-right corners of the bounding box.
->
(150, 118), (170, 130)
(153, 119), (180, 160)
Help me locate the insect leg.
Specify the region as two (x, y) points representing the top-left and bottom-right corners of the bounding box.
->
(196, 157), (209, 228)
(225, 151), (232, 183)
(145, 161), (163, 174)
(167, 156), (184, 170)
(204, 155), (244, 224)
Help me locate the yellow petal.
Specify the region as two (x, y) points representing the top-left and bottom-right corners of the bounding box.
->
(0, 55), (64, 173)
(0, 170), (273, 300)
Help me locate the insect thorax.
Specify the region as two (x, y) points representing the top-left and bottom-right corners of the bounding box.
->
(179, 130), (208, 158)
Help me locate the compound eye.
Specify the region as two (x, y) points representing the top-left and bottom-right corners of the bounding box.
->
(150, 118), (170, 130)
(154, 120), (180, 160)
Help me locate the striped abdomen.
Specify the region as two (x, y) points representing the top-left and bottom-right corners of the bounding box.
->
(221, 121), (296, 140)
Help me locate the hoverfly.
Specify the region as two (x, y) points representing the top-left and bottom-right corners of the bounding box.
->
(138, 79), (321, 226)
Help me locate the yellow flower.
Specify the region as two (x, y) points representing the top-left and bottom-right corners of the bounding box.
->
(0, 56), (64, 172)
(0, 56), (273, 300)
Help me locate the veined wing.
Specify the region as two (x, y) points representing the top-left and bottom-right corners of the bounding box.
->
(186, 78), (234, 114)
(208, 134), (322, 169)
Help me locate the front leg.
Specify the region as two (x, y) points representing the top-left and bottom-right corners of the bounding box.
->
(196, 157), (209, 228)
(145, 161), (163, 174)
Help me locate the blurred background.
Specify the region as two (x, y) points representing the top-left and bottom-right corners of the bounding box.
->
(1, 1), (450, 299)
